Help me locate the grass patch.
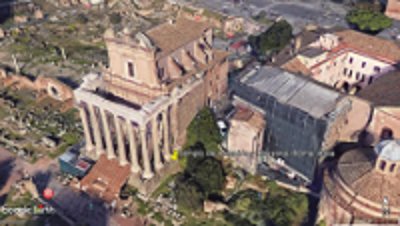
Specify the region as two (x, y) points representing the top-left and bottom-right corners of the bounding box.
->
(135, 197), (152, 216)
(202, 9), (225, 21)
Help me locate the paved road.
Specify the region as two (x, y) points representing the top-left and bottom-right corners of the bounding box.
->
(175, 0), (349, 33)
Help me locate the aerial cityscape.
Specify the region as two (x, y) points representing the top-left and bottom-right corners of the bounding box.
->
(0, 0), (400, 225)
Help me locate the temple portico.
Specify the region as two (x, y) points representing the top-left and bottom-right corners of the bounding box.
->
(75, 77), (175, 180)
(74, 16), (229, 196)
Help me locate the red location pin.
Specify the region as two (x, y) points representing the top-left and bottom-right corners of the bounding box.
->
(43, 188), (54, 200)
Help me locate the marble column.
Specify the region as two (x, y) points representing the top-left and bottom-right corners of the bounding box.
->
(162, 109), (171, 161)
(171, 102), (179, 146)
(79, 107), (94, 152)
(114, 116), (128, 166)
(152, 116), (163, 170)
(88, 104), (103, 158)
(140, 125), (154, 179)
(127, 121), (141, 173)
(100, 109), (115, 160)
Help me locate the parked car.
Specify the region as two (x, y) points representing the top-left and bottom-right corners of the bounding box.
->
(217, 120), (228, 137)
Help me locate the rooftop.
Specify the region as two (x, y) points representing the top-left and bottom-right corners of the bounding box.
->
(145, 17), (211, 58)
(281, 57), (312, 76)
(80, 154), (131, 203)
(334, 146), (400, 207)
(59, 151), (77, 163)
(231, 106), (265, 130)
(299, 47), (325, 58)
(356, 70), (400, 106)
(240, 66), (342, 118)
(334, 30), (400, 63)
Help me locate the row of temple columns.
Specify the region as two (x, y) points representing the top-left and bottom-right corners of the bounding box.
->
(78, 103), (172, 179)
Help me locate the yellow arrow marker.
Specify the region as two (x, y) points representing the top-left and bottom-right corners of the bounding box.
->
(171, 150), (179, 161)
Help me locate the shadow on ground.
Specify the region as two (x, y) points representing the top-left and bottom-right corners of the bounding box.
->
(31, 170), (111, 226)
(0, 158), (15, 205)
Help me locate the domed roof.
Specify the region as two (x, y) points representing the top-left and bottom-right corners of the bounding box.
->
(335, 146), (400, 207)
(375, 140), (400, 162)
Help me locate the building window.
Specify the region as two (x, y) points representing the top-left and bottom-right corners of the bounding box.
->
(380, 160), (386, 171)
(361, 74), (365, 82)
(127, 62), (135, 78)
(389, 164), (396, 172)
(356, 72), (360, 80)
(333, 61), (337, 66)
(374, 66), (381, 73)
(349, 57), (353, 64)
(343, 68), (347, 75)
(362, 62), (366, 68)
(368, 76), (374, 84)
(348, 70), (353, 78)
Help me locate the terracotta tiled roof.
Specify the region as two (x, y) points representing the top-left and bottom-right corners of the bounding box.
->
(281, 57), (312, 76)
(232, 106), (265, 130)
(232, 106), (253, 121)
(357, 70), (400, 106)
(145, 17), (211, 59)
(334, 30), (400, 63)
(80, 154), (131, 203)
(335, 147), (400, 207)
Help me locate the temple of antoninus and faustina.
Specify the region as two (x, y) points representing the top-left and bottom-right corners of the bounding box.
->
(73, 16), (229, 191)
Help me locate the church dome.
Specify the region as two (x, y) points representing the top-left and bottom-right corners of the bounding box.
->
(321, 142), (400, 223)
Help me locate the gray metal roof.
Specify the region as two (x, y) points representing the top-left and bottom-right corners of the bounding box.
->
(59, 151), (77, 163)
(241, 66), (341, 118)
(299, 48), (325, 58)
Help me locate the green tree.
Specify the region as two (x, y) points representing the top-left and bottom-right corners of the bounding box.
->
(224, 211), (255, 226)
(175, 175), (205, 211)
(265, 186), (309, 226)
(185, 107), (222, 152)
(248, 20), (292, 56)
(191, 157), (225, 195)
(346, 9), (392, 33)
(227, 185), (309, 226)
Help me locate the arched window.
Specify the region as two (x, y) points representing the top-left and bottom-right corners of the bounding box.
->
(380, 128), (394, 140)
(380, 160), (387, 171)
(389, 163), (396, 173)
(127, 61), (135, 78)
(342, 82), (350, 93)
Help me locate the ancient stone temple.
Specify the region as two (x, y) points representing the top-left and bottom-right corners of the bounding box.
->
(74, 16), (229, 195)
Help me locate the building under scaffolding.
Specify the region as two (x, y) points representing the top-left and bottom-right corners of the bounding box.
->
(230, 65), (345, 184)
